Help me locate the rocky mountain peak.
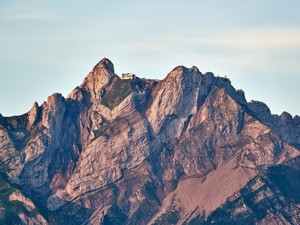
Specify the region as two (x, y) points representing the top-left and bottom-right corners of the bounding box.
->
(27, 101), (39, 129)
(96, 57), (115, 74)
(164, 65), (202, 82)
(280, 111), (293, 122)
(69, 58), (115, 101)
(248, 100), (272, 120)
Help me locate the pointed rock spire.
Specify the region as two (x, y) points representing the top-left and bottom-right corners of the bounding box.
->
(96, 57), (114, 75)
(27, 101), (39, 129)
(69, 58), (115, 101)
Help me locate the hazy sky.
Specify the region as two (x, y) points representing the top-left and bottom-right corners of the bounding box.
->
(1, 0), (300, 116)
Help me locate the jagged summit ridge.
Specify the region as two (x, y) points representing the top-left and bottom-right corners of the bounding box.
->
(0, 59), (299, 224)
(68, 58), (115, 101)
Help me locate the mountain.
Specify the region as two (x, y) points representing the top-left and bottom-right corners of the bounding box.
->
(0, 58), (299, 225)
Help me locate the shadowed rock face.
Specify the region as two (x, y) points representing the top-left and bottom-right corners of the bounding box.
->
(249, 101), (300, 149)
(0, 58), (299, 225)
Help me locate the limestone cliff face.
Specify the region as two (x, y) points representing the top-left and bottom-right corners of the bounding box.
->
(0, 58), (299, 225)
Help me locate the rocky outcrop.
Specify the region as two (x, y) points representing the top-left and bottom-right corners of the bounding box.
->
(249, 101), (300, 149)
(0, 58), (299, 224)
(0, 174), (48, 225)
(74, 58), (115, 101)
(206, 156), (300, 225)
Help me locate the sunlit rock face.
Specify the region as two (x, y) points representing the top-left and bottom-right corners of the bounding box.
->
(0, 58), (299, 224)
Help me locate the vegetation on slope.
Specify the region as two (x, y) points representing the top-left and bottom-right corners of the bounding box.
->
(101, 77), (133, 109)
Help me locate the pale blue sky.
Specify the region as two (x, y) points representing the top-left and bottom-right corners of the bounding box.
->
(1, 0), (300, 116)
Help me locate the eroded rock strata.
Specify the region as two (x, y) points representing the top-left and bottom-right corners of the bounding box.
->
(0, 58), (299, 224)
